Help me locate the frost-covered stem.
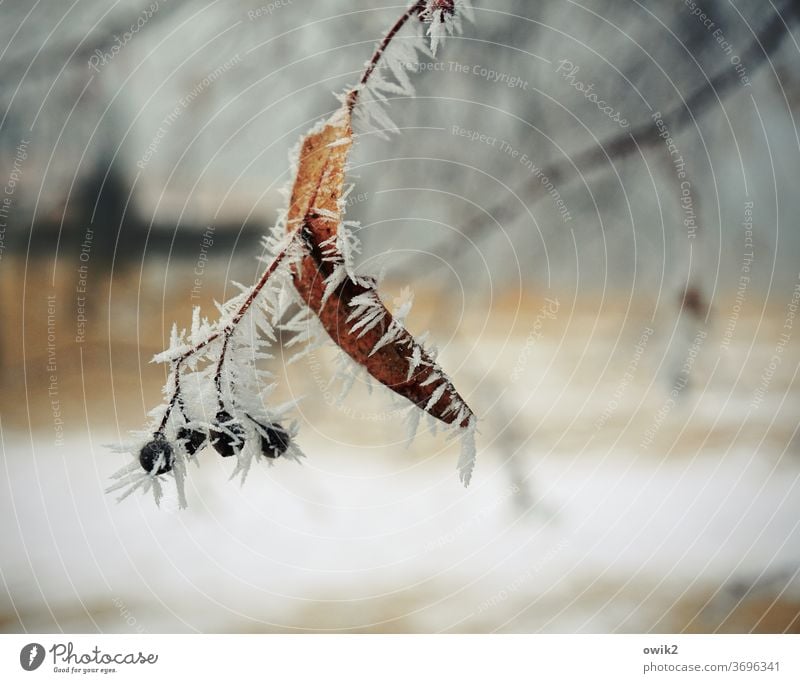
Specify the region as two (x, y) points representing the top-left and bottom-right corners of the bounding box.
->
(157, 235), (300, 430)
(157, 362), (183, 432)
(345, 0), (426, 113)
(214, 333), (231, 408)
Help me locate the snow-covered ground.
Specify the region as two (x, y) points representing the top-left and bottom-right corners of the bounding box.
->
(1, 304), (799, 633)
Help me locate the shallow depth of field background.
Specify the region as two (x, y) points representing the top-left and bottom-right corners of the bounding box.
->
(1, 0), (799, 633)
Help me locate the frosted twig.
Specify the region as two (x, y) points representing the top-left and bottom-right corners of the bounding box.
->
(157, 232), (302, 432)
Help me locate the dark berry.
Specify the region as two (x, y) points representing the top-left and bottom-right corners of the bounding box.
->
(139, 434), (174, 474)
(210, 411), (245, 458)
(258, 423), (291, 459)
(177, 426), (208, 455)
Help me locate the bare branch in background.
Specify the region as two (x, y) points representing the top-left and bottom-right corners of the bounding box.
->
(427, 2), (799, 267)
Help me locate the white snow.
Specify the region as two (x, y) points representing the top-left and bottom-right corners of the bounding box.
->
(2, 410), (797, 632)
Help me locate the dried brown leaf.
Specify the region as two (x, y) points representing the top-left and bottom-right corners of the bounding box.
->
(286, 107), (474, 428)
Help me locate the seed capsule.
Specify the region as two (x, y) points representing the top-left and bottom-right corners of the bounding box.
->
(177, 426), (208, 456)
(210, 411), (245, 458)
(139, 433), (174, 474)
(258, 423), (291, 459)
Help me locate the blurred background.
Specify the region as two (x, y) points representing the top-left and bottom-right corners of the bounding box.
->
(1, 0), (799, 633)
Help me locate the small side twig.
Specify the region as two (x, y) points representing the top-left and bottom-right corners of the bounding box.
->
(157, 234), (300, 432)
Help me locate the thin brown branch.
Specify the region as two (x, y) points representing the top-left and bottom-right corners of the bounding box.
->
(345, 1), (426, 112)
(158, 2), (435, 433)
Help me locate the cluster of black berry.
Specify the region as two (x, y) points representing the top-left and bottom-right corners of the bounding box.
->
(138, 414), (291, 475)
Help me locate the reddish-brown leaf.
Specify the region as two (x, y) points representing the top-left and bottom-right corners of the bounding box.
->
(286, 107), (474, 428)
